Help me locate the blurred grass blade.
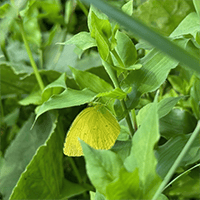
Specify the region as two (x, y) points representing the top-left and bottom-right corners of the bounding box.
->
(81, 0), (200, 73)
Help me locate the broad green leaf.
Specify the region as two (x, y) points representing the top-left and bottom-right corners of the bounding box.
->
(122, 49), (178, 94)
(168, 74), (190, 95)
(111, 140), (132, 162)
(122, 0), (133, 16)
(137, 96), (184, 126)
(170, 12), (200, 39)
(0, 63), (36, 96)
(124, 100), (162, 198)
(96, 88), (126, 100)
(159, 109), (197, 139)
(19, 87), (42, 106)
(43, 28), (78, 71)
(88, 5), (108, 34)
(59, 179), (87, 199)
(123, 85), (141, 110)
(114, 30), (137, 68)
(9, 116), (64, 199)
(0, 112), (57, 200)
(70, 67), (113, 93)
(167, 169), (200, 199)
(42, 73), (67, 102)
(91, 191), (106, 200)
(106, 168), (141, 200)
(80, 140), (123, 195)
(3, 108), (20, 126)
(90, 11), (111, 40)
(133, 0), (193, 36)
(35, 1), (63, 24)
(0, 5), (16, 45)
(20, 1), (41, 47)
(95, 29), (110, 61)
(35, 88), (96, 120)
(89, 11), (111, 61)
(193, 0), (200, 17)
(75, 51), (102, 71)
(81, 0), (200, 73)
(190, 77), (200, 119)
(63, 32), (97, 52)
(0, 3), (11, 18)
(156, 133), (200, 178)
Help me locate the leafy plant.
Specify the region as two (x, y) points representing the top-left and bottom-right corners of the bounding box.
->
(0, 0), (200, 200)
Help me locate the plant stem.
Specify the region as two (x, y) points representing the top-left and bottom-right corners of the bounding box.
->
(1, 40), (9, 61)
(17, 17), (45, 91)
(131, 109), (138, 131)
(77, 0), (88, 16)
(152, 121), (200, 200)
(164, 163), (200, 190)
(102, 59), (134, 136)
(111, 49), (125, 68)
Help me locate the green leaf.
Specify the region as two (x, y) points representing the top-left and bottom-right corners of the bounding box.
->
(106, 168), (141, 199)
(9, 116), (64, 199)
(170, 12), (200, 39)
(0, 5), (16, 45)
(122, 0), (133, 16)
(3, 108), (20, 126)
(70, 67), (113, 93)
(80, 140), (123, 195)
(88, 5), (109, 35)
(89, 11), (112, 61)
(35, 88), (96, 120)
(0, 112), (57, 200)
(167, 168), (200, 199)
(42, 73), (67, 102)
(114, 30), (137, 68)
(111, 140), (132, 162)
(81, 0), (200, 73)
(190, 77), (200, 119)
(159, 109), (197, 139)
(95, 29), (110, 61)
(193, 0), (200, 17)
(134, 0), (193, 36)
(59, 179), (87, 199)
(96, 88), (126, 100)
(0, 63), (36, 96)
(0, 3), (11, 18)
(19, 87), (42, 106)
(20, 1), (41, 47)
(63, 32), (97, 52)
(124, 100), (162, 198)
(122, 49), (178, 94)
(156, 133), (200, 178)
(137, 96), (184, 126)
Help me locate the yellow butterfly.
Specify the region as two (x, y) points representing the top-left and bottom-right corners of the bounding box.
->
(63, 105), (120, 156)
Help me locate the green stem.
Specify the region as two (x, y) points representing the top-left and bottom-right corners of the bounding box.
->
(111, 49), (125, 68)
(164, 163), (200, 190)
(102, 58), (134, 136)
(152, 121), (200, 200)
(131, 109), (138, 131)
(17, 17), (45, 91)
(77, 0), (89, 16)
(1, 40), (9, 61)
